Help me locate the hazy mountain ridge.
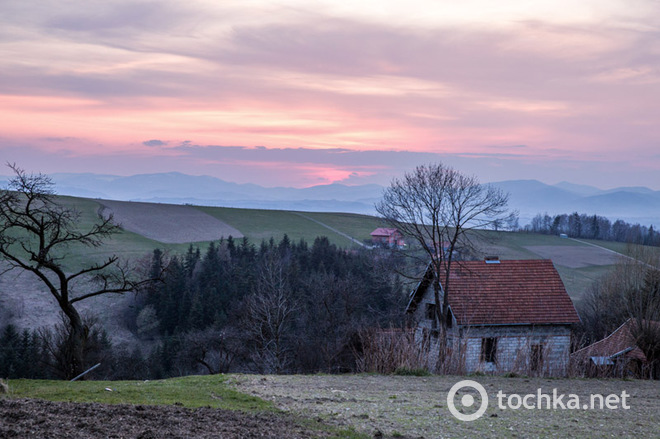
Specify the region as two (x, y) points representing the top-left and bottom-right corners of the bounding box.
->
(0, 172), (657, 225)
(489, 179), (660, 226)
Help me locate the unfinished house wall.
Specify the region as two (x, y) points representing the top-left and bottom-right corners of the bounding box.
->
(412, 295), (441, 331)
(462, 325), (572, 376)
(412, 323), (572, 376)
(411, 295), (445, 369)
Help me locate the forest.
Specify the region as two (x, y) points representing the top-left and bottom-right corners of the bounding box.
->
(0, 235), (407, 379)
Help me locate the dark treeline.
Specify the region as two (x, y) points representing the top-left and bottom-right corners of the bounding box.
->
(0, 317), (111, 380)
(523, 212), (659, 246)
(0, 325), (47, 379)
(0, 235), (406, 379)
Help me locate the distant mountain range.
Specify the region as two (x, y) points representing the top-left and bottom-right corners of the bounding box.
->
(489, 180), (660, 226)
(0, 172), (658, 226)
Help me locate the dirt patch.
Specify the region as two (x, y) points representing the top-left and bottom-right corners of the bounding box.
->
(524, 245), (619, 268)
(100, 200), (243, 244)
(0, 398), (329, 439)
(230, 374), (660, 438)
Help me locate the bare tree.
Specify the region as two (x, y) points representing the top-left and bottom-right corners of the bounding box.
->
(375, 163), (512, 333)
(244, 251), (297, 373)
(178, 328), (239, 375)
(0, 164), (161, 379)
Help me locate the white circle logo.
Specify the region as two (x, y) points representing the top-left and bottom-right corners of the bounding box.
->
(447, 380), (489, 421)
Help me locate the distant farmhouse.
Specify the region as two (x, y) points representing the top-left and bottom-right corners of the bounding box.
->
(572, 319), (659, 378)
(406, 259), (580, 376)
(370, 228), (405, 248)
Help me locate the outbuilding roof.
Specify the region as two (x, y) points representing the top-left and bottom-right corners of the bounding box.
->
(407, 259), (580, 326)
(572, 319), (654, 363)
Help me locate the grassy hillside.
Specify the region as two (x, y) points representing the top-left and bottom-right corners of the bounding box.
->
(56, 198), (376, 259)
(4, 194), (651, 302)
(51, 196), (196, 271)
(301, 211), (385, 243)
(196, 206), (362, 247)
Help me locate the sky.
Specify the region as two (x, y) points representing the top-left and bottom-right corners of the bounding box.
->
(1, 0), (659, 189)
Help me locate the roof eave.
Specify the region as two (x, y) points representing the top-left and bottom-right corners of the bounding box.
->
(457, 321), (579, 328)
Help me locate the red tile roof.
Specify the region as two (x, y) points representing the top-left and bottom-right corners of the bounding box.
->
(572, 319), (654, 362)
(409, 259), (580, 326)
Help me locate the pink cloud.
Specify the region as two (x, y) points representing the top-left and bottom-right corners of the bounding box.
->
(0, 1), (658, 189)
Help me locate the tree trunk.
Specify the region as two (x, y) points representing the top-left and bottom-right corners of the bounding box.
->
(61, 303), (86, 380)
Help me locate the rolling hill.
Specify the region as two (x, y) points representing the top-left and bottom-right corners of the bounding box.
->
(3, 193), (652, 348)
(0, 195), (633, 299)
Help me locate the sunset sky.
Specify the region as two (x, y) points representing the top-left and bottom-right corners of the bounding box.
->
(1, 0), (658, 188)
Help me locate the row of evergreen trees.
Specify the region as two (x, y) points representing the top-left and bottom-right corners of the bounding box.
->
(0, 320), (112, 380)
(0, 325), (46, 379)
(524, 212), (658, 246)
(125, 235), (406, 376)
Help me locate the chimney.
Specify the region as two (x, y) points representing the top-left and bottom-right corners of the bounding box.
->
(485, 256), (500, 264)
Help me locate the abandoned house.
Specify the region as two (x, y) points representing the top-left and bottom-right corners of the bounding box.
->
(370, 228), (405, 248)
(571, 319), (658, 378)
(406, 258), (581, 376)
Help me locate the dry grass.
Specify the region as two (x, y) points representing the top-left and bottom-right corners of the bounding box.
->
(356, 329), (432, 375)
(230, 374), (660, 438)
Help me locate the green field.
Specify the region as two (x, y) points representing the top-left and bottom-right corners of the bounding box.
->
(578, 238), (660, 258)
(44, 197), (195, 272)
(196, 206), (362, 247)
(301, 211), (385, 243)
(5, 194), (652, 302)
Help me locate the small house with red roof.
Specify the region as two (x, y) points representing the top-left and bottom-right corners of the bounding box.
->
(406, 258), (580, 376)
(571, 319), (657, 378)
(370, 228), (405, 248)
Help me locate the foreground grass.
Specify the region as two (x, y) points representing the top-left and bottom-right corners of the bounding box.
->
(6, 375), (272, 412)
(5, 375), (369, 439)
